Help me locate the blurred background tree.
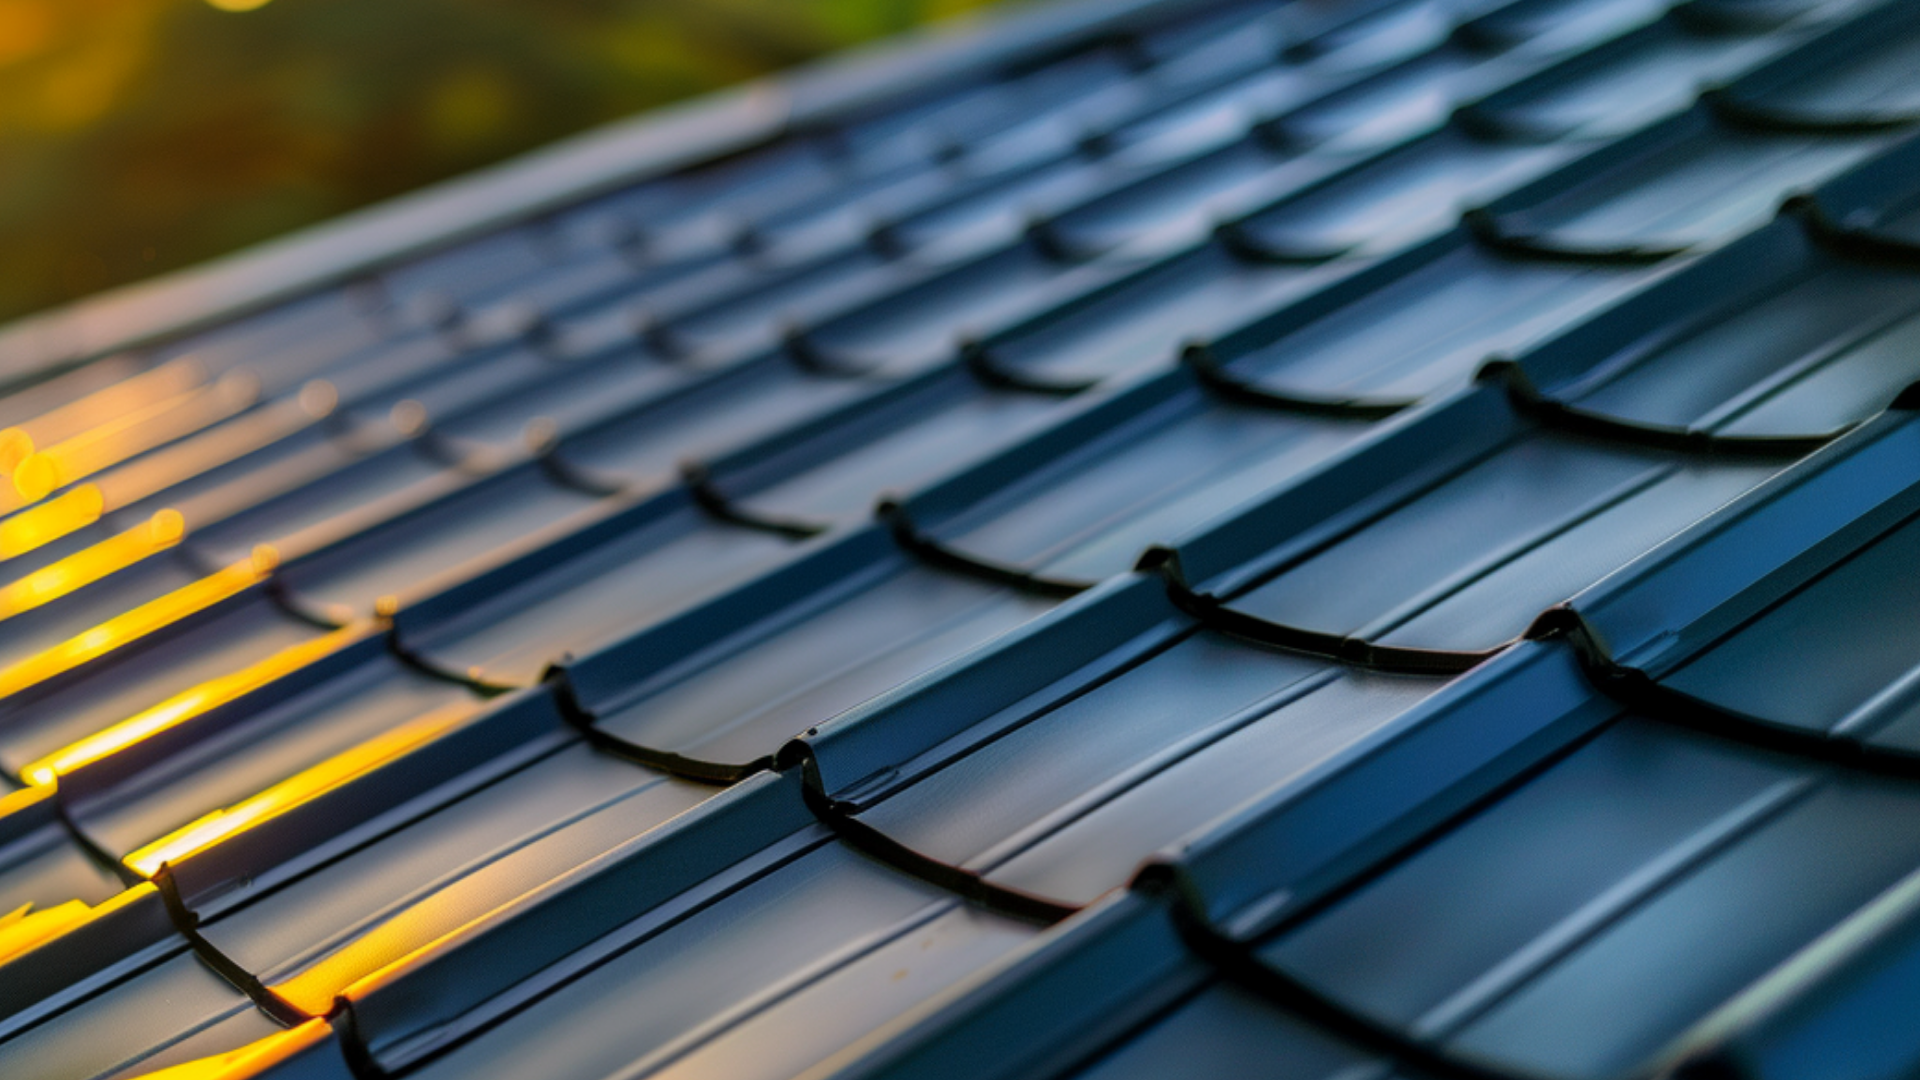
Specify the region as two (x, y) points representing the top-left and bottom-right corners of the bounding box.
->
(0, 0), (1007, 323)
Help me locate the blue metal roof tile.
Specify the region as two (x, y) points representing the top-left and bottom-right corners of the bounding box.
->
(0, 951), (271, 1080)
(1462, 0), (1668, 52)
(390, 496), (809, 687)
(83, 397), (371, 523)
(915, 657), (1442, 906)
(1286, 0), (1459, 65)
(583, 562), (1056, 770)
(424, 348), (693, 452)
(653, 252), (908, 361)
(65, 639), (482, 869)
(145, 290), (389, 395)
(0, 801), (125, 918)
(788, 241), (1139, 372)
(1265, 719), (1802, 1036)
(1523, 216), (1920, 439)
(556, 142), (846, 247)
(0, 595), (326, 777)
(1681, 0), (1920, 131)
(326, 770), (821, 1068)
(1662, 513), (1920, 746)
(403, 842), (1029, 1080)
(0, 886), (185, 1049)
(837, 50), (1141, 162)
(549, 355), (886, 485)
(717, 378), (1070, 526)
(146, 685), (571, 917)
(376, 226), (567, 312)
(1199, 226), (1675, 402)
(1037, 138), (1340, 257)
(816, 401), (1920, 1080)
(972, 239), (1357, 384)
(1269, 44), (1521, 152)
(1217, 425), (1783, 651)
(1067, 983), (1367, 1080)
(453, 247), (650, 326)
(151, 421), (421, 557)
(1462, 7), (1812, 140)
(8, 0), (1920, 1074)
(197, 742), (705, 1003)
(905, 372), (1379, 581)
(1224, 126), (1579, 259)
(0, 557), (299, 688)
(1477, 105), (1897, 258)
(1445, 754), (1920, 1077)
(1797, 130), (1920, 238)
(270, 461), (609, 619)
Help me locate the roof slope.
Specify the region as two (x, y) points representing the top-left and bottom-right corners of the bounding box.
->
(2, 0), (1920, 1078)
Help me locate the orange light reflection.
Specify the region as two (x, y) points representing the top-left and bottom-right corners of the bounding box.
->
(124, 700), (470, 878)
(93, 398), (317, 514)
(1, 361), (205, 462)
(0, 509), (183, 622)
(0, 549), (275, 701)
(6, 373), (258, 507)
(118, 1019), (331, 1080)
(0, 899), (93, 964)
(19, 625), (363, 787)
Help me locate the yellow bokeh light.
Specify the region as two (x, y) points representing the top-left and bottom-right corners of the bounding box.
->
(0, 430), (34, 477)
(9, 361), (202, 452)
(0, 365), (256, 515)
(0, 484), (104, 560)
(205, 0), (273, 10)
(5, 378), (254, 510)
(11, 453), (56, 503)
(0, 2), (55, 68)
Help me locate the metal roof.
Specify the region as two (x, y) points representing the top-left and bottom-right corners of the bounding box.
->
(2, 0), (1920, 1077)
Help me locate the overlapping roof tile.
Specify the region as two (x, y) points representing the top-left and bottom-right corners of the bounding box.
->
(3, 0), (1920, 1076)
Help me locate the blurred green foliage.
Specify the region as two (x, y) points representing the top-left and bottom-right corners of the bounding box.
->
(0, 0), (1006, 323)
